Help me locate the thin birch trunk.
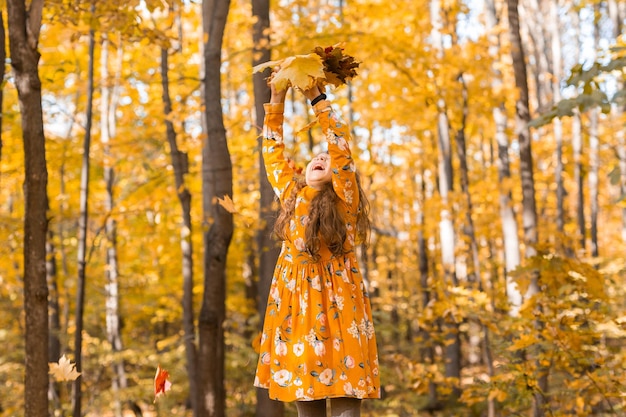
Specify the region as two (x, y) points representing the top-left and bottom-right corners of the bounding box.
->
(589, 5), (600, 257)
(198, 0), (233, 415)
(550, 0), (565, 237)
(429, 1), (461, 399)
(569, 8), (586, 251)
(572, 110), (586, 249)
(72, 11), (95, 416)
(101, 36), (128, 417)
(456, 75), (496, 416)
(160, 30), (199, 416)
(507, 0), (546, 414)
(7, 0), (49, 414)
(608, 0), (626, 243)
(588, 109), (599, 257)
(484, 0), (522, 317)
(413, 168), (438, 410)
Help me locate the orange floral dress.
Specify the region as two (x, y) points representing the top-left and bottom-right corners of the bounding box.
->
(254, 100), (381, 402)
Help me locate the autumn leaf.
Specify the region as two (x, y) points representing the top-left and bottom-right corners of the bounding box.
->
(217, 195), (238, 214)
(49, 354), (81, 382)
(273, 54), (325, 91)
(154, 365), (172, 402)
(286, 157), (303, 175)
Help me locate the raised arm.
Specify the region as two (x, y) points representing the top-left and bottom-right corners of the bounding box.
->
(305, 90), (359, 213)
(262, 103), (297, 203)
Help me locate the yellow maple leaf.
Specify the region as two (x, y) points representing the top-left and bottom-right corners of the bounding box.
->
(49, 354), (81, 382)
(217, 195), (238, 214)
(253, 53), (325, 91)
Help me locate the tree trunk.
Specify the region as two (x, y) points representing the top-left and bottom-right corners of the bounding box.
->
(251, 0), (284, 414)
(589, 6), (600, 257)
(484, 0), (522, 317)
(588, 109), (599, 257)
(72, 13), (96, 417)
(608, 0), (626, 244)
(569, 8), (585, 250)
(6, 0), (49, 415)
(160, 37), (199, 416)
(572, 110), (586, 249)
(0, 11), (5, 171)
(507, 0), (545, 414)
(416, 171), (438, 410)
(101, 36), (128, 417)
(430, 0), (461, 399)
(47, 229), (62, 414)
(550, 0), (565, 237)
(456, 75), (496, 415)
(198, 0), (232, 416)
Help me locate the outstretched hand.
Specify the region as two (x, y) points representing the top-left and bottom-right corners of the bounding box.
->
(269, 69), (288, 104)
(268, 67), (323, 104)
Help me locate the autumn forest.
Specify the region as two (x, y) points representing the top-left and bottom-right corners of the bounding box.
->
(1, 0), (626, 416)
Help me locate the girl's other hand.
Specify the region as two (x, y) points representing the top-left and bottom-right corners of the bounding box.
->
(302, 84), (322, 102)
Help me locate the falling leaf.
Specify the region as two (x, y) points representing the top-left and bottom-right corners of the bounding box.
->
(48, 354), (81, 382)
(217, 195), (238, 214)
(286, 157), (303, 175)
(154, 365), (172, 402)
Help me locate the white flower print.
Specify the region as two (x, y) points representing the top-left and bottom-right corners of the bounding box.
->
(294, 237), (306, 252)
(294, 377), (303, 387)
(333, 338), (341, 351)
(359, 319), (375, 339)
(300, 293), (308, 317)
(347, 320), (359, 338)
(296, 388), (304, 398)
(275, 341), (287, 356)
(343, 382), (353, 395)
(336, 136), (349, 151)
(344, 355), (356, 369)
(344, 188), (354, 205)
(293, 342), (305, 357)
(319, 368), (334, 386)
(286, 279), (296, 292)
(335, 295), (345, 311)
(270, 286), (280, 306)
(305, 329), (317, 346)
(314, 341), (326, 357)
(272, 369), (292, 387)
(311, 275), (321, 291)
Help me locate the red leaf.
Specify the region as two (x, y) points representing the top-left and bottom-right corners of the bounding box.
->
(154, 365), (172, 402)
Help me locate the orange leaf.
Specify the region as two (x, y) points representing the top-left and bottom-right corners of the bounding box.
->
(154, 365), (172, 402)
(217, 195), (238, 214)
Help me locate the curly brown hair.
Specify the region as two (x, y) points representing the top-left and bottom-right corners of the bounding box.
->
(274, 172), (370, 261)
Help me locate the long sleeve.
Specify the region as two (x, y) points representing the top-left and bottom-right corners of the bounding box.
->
(262, 103), (296, 203)
(313, 100), (359, 214)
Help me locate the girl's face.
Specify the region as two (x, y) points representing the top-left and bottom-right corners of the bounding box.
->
(305, 153), (332, 189)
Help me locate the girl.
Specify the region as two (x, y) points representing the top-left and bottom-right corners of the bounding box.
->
(254, 77), (380, 417)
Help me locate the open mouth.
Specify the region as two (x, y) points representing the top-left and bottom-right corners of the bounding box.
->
(312, 164), (325, 171)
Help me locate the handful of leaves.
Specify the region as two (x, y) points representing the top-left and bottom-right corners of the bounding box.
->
(253, 43), (360, 91)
